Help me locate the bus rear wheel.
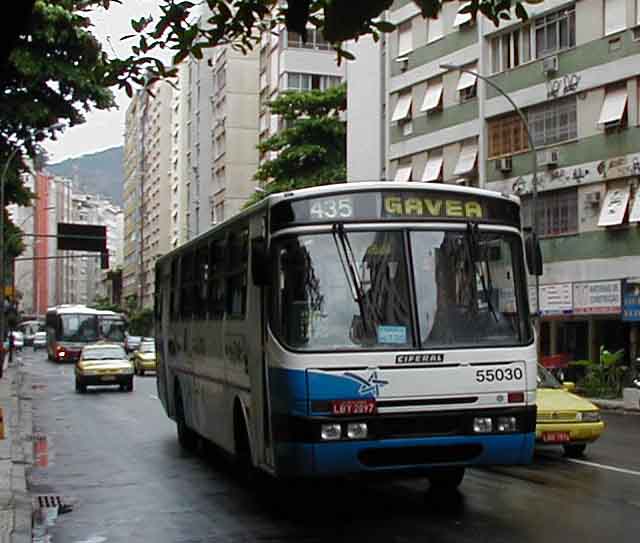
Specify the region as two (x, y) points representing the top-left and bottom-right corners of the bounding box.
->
(175, 385), (197, 452)
(428, 467), (465, 492)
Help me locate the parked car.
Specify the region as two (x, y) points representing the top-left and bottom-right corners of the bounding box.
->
(124, 335), (142, 353)
(33, 331), (47, 351)
(131, 339), (156, 376)
(536, 364), (605, 457)
(75, 343), (134, 393)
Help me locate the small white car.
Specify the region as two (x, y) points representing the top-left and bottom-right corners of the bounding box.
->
(33, 331), (47, 350)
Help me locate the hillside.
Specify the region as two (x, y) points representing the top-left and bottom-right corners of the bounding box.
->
(48, 146), (124, 206)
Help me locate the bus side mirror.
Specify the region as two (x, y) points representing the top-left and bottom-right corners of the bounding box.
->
(525, 232), (543, 276)
(251, 237), (271, 287)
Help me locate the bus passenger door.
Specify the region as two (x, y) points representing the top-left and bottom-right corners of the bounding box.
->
(246, 220), (272, 470)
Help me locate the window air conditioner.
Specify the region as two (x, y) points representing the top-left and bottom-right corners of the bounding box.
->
(542, 55), (559, 75)
(497, 157), (512, 173)
(539, 149), (559, 167)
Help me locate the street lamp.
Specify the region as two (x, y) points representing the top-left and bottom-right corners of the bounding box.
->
(440, 63), (541, 318)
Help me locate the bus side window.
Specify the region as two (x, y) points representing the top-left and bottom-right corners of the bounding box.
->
(226, 228), (248, 318)
(170, 259), (179, 321)
(208, 239), (226, 320)
(196, 245), (209, 320)
(180, 251), (195, 319)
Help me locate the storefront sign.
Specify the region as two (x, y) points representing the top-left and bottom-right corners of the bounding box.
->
(573, 280), (621, 315)
(539, 283), (573, 316)
(622, 279), (640, 322)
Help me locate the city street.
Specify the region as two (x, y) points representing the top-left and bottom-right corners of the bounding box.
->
(23, 348), (640, 543)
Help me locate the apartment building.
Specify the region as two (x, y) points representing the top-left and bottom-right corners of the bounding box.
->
(258, 21), (345, 165)
(123, 80), (173, 308)
(348, 0), (640, 364)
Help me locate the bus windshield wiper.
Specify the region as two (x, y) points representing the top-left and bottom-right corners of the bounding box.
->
(465, 223), (499, 323)
(332, 224), (372, 335)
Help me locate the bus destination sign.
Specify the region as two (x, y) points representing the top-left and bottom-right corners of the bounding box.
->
(270, 190), (520, 231)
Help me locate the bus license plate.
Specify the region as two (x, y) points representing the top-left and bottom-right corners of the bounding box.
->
(330, 399), (376, 416)
(542, 431), (570, 443)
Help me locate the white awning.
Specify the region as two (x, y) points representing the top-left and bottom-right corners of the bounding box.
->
(598, 87), (628, 125)
(453, 2), (472, 27)
(629, 188), (640, 223)
(427, 16), (444, 43)
(420, 80), (443, 112)
(392, 91), (412, 122)
(598, 185), (631, 226)
(456, 66), (477, 91)
(422, 154), (443, 182)
(454, 140), (478, 176)
(394, 164), (412, 182)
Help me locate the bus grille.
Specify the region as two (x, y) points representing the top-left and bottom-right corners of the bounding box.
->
(359, 444), (483, 467)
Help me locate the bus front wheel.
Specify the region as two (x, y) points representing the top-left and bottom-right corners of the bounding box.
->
(175, 385), (197, 452)
(427, 467), (465, 492)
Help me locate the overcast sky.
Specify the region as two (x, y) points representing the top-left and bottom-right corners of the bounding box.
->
(44, 0), (163, 164)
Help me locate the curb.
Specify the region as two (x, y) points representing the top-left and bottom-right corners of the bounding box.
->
(1, 357), (33, 543)
(589, 398), (640, 414)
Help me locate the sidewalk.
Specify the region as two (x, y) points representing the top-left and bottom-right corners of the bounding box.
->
(0, 353), (33, 543)
(588, 389), (640, 413)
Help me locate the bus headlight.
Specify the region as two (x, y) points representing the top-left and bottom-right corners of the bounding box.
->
(320, 424), (342, 441)
(346, 423), (368, 440)
(473, 417), (493, 433)
(496, 416), (517, 432)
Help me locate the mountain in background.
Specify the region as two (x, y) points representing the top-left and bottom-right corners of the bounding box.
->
(48, 146), (124, 207)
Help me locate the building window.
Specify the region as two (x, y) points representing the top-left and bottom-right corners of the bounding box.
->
(488, 113), (528, 158)
(490, 25), (532, 73)
(216, 67), (226, 91)
(398, 20), (413, 57)
(427, 15), (444, 43)
(604, 0), (626, 36)
(286, 73), (341, 91)
(457, 63), (477, 102)
(528, 95), (577, 147)
(598, 84), (628, 130)
(287, 28), (331, 51)
(535, 6), (575, 58)
(522, 188), (578, 237)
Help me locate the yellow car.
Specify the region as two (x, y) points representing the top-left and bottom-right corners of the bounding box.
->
(75, 343), (134, 393)
(131, 339), (156, 376)
(536, 364), (605, 457)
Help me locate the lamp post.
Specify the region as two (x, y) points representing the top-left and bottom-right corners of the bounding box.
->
(440, 63), (540, 319)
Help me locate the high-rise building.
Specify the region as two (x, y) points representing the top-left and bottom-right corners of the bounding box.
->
(123, 79), (173, 308)
(348, 0), (640, 364)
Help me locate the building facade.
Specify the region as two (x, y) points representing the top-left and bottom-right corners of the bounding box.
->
(348, 0), (640, 365)
(123, 80), (173, 308)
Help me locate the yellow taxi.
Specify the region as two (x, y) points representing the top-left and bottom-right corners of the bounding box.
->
(536, 364), (605, 457)
(75, 343), (134, 393)
(131, 338), (156, 376)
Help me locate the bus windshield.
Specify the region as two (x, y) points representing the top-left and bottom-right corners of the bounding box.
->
(272, 229), (530, 351)
(99, 317), (126, 343)
(60, 314), (99, 342)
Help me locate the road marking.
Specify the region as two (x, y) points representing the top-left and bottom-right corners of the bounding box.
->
(149, 394), (159, 400)
(567, 458), (640, 477)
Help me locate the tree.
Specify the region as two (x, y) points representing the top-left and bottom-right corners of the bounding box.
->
(1, 0), (119, 258)
(247, 83), (346, 206)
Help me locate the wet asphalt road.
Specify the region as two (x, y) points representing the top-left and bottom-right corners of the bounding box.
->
(23, 349), (640, 543)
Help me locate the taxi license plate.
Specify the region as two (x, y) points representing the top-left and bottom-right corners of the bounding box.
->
(100, 375), (117, 382)
(542, 431), (570, 443)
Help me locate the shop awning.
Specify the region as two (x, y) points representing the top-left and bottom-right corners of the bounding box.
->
(453, 2), (472, 27)
(456, 66), (477, 91)
(392, 91), (412, 122)
(597, 185), (631, 226)
(422, 153), (443, 182)
(598, 86), (628, 125)
(453, 140), (478, 176)
(630, 187), (640, 223)
(420, 79), (443, 112)
(394, 164), (412, 182)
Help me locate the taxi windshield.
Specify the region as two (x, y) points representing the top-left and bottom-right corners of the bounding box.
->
(537, 365), (563, 389)
(82, 346), (126, 361)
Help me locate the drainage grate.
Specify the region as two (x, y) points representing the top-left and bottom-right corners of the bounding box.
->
(36, 495), (62, 509)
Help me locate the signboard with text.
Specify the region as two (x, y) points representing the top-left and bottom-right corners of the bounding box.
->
(539, 283), (573, 316)
(573, 280), (621, 315)
(622, 279), (640, 322)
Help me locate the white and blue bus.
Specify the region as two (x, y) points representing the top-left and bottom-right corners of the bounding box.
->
(155, 182), (541, 489)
